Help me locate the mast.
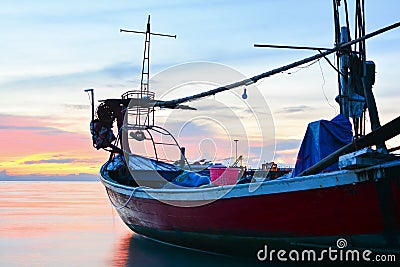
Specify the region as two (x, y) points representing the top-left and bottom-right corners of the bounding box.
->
(120, 15), (176, 99)
(140, 15), (151, 98)
(338, 26), (350, 118)
(120, 15), (176, 129)
(118, 16), (185, 163)
(333, 0), (387, 151)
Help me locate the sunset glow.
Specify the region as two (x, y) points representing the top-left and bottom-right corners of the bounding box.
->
(1, 1), (399, 178)
(0, 114), (106, 176)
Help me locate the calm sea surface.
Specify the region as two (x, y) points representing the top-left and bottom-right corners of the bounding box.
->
(0, 181), (284, 267)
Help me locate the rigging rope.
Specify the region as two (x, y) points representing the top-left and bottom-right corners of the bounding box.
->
(285, 58), (320, 75)
(318, 59), (338, 115)
(106, 185), (139, 210)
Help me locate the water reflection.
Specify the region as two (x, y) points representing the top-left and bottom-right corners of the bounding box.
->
(111, 233), (131, 267)
(114, 233), (384, 267)
(112, 233), (282, 267)
(0, 181), (128, 267)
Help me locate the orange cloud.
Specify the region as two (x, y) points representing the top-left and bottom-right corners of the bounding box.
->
(0, 114), (107, 176)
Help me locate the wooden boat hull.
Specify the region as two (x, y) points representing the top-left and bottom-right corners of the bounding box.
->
(100, 160), (400, 255)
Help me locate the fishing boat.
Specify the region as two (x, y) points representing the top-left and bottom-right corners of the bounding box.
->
(86, 1), (400, 256)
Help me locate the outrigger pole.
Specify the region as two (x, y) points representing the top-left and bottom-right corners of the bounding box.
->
(254, 44), (330, 51)
(154, 21), (400, 109)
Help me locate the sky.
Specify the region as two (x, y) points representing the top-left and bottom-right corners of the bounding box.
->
(0, 0), (399, 178)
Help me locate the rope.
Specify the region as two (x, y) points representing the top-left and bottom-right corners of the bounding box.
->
(106, 185), (139, 210)
(284, 58), (320, 75)
(318, 59), (338, 115)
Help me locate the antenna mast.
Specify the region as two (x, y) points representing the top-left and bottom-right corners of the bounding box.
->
(140, 15), (151, 98)
(120, 15), (176, 129)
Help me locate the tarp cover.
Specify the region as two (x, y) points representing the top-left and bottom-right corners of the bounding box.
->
(128, 154), (180, 171)
(171, 171), (210, 187)
(128, 154), (210, 187)
(292, 114), (353, 177)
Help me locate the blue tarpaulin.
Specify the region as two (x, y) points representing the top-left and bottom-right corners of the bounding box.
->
(172, 171), (210, 187)
(292, 114), (353, 177)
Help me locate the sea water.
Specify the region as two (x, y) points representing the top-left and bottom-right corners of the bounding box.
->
(0, 181), (284, 267)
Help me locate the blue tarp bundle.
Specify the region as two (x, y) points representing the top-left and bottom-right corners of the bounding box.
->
(292, 114), (353, 177)
(172, 171), (210, 187)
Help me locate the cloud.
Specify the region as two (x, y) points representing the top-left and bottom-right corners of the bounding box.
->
(276, 139), (301, 151)
(64, 104), (90, 110)
(0, 170), (98, 181)
(23, 158), (75, 165)
(22, 157), (101, 165)
(0, 61), (139, 90)
(278, 105), (313, 114)
(0, 113), (107, 176)
(0, 124), (68, 136)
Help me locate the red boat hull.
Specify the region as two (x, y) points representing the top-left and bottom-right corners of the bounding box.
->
(101, 161), (400, 254)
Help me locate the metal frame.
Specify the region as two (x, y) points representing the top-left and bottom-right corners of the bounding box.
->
(123, 123), (192, 170)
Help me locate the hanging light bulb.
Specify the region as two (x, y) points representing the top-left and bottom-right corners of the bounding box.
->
(242, 87), (248, 99)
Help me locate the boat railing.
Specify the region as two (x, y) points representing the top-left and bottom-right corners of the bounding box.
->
(122, 89), (155, 100)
